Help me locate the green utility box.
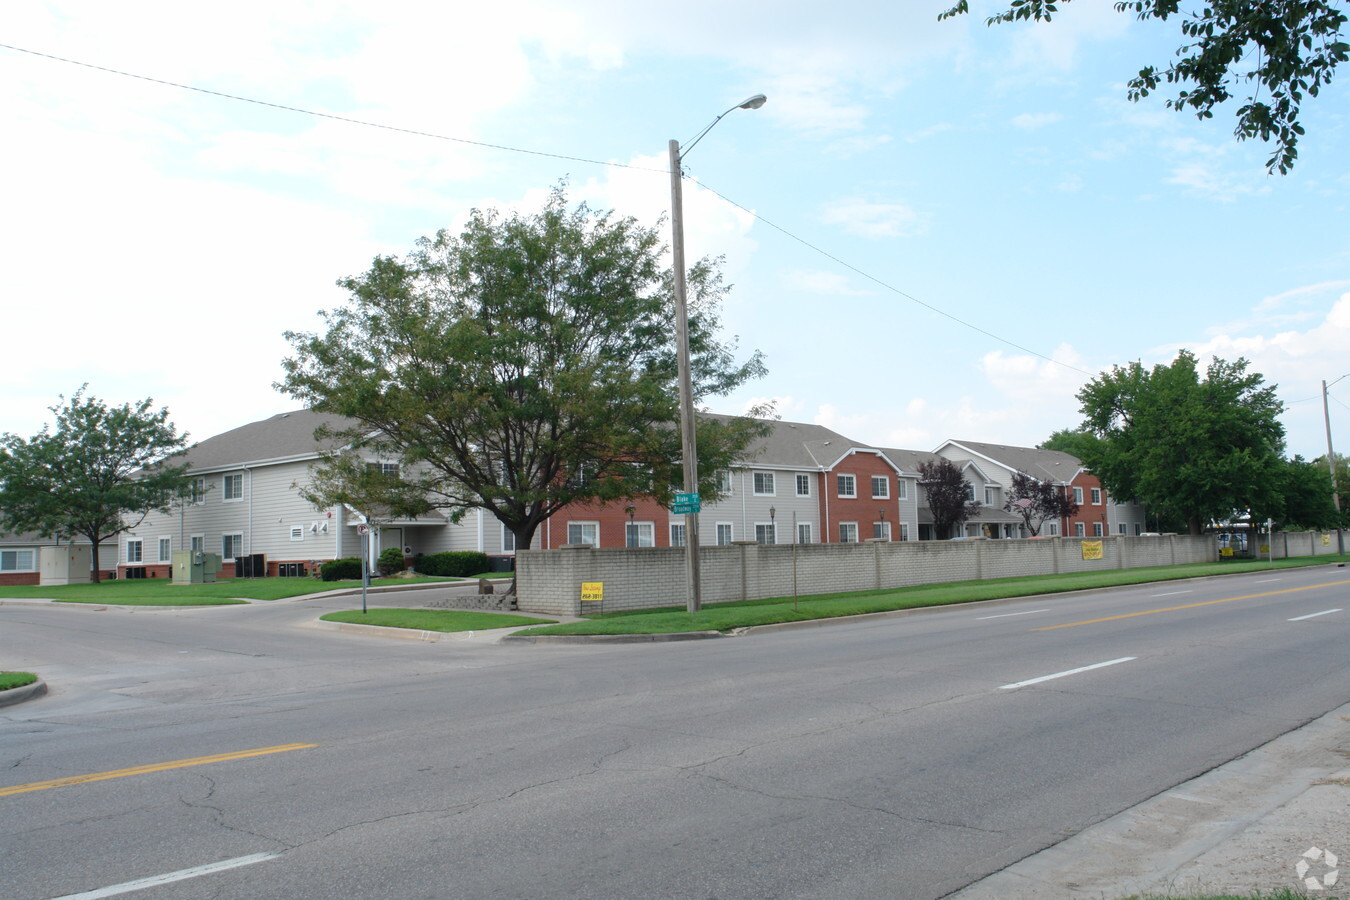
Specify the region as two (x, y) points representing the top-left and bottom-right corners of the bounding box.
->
(172, 549), (223, 584)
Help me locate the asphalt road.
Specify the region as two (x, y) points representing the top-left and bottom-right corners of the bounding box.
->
(2, 565), (1348, 899)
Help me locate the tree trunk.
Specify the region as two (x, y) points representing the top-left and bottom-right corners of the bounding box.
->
(1188, 515), (1204, 536)
(88, 534), (103, 583)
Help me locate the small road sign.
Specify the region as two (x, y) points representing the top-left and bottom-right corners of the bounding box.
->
(672, 492), (701, 514)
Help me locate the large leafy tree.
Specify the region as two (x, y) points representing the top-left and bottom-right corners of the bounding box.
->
(279, 186), (769, 551)
(1254, 455), (1340, 529)
(1075, 350), (1285, 535)
(0, 387), (192, 582)
(919, 458), (984, 539)
(940, 0), (1349, 173)
(1004, 471), (1080, 536)
(1039, 428), (1102, 461)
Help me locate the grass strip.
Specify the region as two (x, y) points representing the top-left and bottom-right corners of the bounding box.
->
(1117, 890), (1334, 899)
(0, 671), (39, 691)
(321, 608), (555, 633)
(516, 554), (1350, 636)
(0, 575), (460, 603)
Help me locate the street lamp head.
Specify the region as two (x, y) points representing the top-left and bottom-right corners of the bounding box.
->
(769, 506), (776, 520)
(738, 94), (768, 110)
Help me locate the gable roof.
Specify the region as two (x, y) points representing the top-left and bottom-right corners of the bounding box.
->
(939, 440), (1086, 484)
(175, 408), (360, 472)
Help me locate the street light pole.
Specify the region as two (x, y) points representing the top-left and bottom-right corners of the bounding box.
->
(1324, 376), (1347, 554)
(669, 94), (766, 615)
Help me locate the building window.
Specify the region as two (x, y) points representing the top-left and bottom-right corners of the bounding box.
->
(502, 527), (516, 553)
(158, 537), (172, 562)
(1118, 524), (1127, 535)
(1048, 523), (1060, 536)
(290, 526), (305, 542)
(126, 538), (143, 563)
(897, 522), (910, 541)
(190, 535), (204, 553)
(670, 523), (686, 547)
(1091, 487), (1102, 504)
(0, 550), (35, 572)
(839, 522), (859, 543)
(837, 474), (856, 498)
(223, 473), (244, 501)
(190, 476), (206, 505)
(1074, 523), (1086, 537)
(797, 522), (812, 544)
(873, 521), (891, 541)
(716, 522), (733, 545)
(567, 522), (599, 547)
(222, 533), (244, 560)
(896, 480), (908, 500)
(964, 482), (975, 502)
(1093, 523), (1103, 537)
(717, 470), (733, 493)
(626, 522), (654, 548)
(984, 487), (996, 506)
(872, 475), (889, 499)
(796, 474), (811, 496)
(371, 462), (399, 476)
(755, 523), (776, 545)
(1072, 486), (1084, 505)
(753, 472), (775, 496)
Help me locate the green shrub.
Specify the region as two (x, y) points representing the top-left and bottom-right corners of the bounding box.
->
(412, 551), (489, 578)
(377, 547), (408, 576)
(320, 557), (364, 581)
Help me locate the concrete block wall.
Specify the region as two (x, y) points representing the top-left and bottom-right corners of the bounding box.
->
(516, 533), (1230, 615)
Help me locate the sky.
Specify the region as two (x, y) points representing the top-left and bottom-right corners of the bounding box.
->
(3, 1), (1349, 463)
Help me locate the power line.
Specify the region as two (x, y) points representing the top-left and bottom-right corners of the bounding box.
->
(2, 41), (1093, 377)
(0, 43), (663, 174)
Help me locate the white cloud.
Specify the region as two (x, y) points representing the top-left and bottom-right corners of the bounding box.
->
(782, 270), (870, 296)
(821, 197), (926, 239)
(1011, 112), (1063, 130)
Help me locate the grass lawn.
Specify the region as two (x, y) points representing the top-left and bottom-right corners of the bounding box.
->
(0, 671), (39, 691)
(1118, 891), (1335, 899)
(0, 575), (463, 605)
(321, 608), (555, 632)
(515, 554), (1350, 636)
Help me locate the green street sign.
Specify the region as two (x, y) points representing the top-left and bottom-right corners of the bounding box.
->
(672, 492), (701, 514)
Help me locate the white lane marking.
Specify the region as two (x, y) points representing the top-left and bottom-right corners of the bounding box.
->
(1288, 609), (1343, 622)
(1253, 578), (1281, 584)
(50, 853), (278, 899)
(976, 609), (1050, 620)
(1000, 657), (1137, 690)
(1151, 590), (1192, 597)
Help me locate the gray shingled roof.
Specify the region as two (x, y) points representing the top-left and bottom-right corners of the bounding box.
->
(942, 440), (1085, 484)
(705, 415), (869, 469)
(175, 409), (360, 471)
(876, 447), (941, 476)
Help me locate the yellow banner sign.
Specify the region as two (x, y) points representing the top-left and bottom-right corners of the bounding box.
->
(580, 582), (604, 603)
(1081, 540), (1104, 560)
(1322, 534), (1331, 546)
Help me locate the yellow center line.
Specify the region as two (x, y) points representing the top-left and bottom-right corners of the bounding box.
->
(1034, 579), (1350, 631)
(0, 742), (317, 798)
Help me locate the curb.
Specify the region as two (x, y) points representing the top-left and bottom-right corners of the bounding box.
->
(0, 678), (47, 709)
(502, 630), (725, 644)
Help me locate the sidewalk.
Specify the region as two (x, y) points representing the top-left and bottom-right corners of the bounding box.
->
(950, 701), (1350, 899)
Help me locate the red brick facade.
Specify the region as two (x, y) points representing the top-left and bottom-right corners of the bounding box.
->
(817, 450), (902, 543)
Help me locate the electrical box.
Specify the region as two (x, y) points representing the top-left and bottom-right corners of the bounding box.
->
(172, 550), (222, 584)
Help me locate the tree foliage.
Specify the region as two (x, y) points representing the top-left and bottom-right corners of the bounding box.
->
(1074, 350), (1285, 535)
(0, 387), (192, 582)
(919, 458), (984, 538)
(1003, 471), (1080, 535)
(939, 0), (1349, 173)
(1038, 428), (1103, 461)
(280, 186), (769, 551)
(1255, 455), (1341, 529)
